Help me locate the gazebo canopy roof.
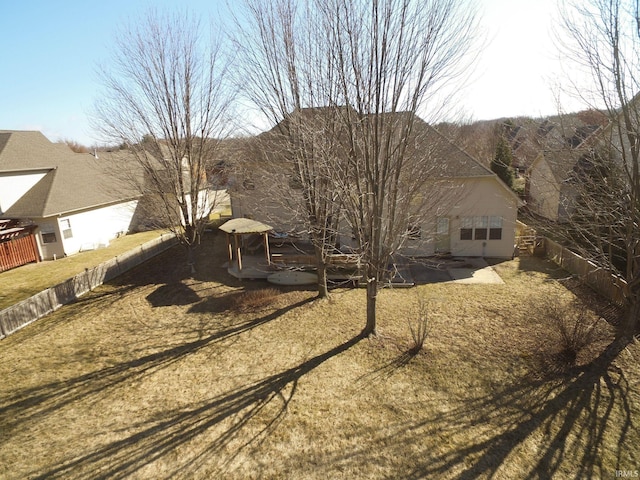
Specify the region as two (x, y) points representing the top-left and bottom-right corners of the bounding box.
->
(219, 218), (273, 234)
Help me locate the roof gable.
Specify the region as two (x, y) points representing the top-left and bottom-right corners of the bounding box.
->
(3, 169), (57, 217)
(425, 126), (495, 179)
(258, 108), (496, 180)
(0, 130), (67, 171)
(0, 130), (140, 218)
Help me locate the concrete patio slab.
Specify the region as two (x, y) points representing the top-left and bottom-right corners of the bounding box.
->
(406, 256), (504, 285)
(448, 260), (504, 284)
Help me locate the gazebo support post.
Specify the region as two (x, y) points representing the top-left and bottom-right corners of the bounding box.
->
(235, 233), (243, 271)
(226, 233), (233, 264)
(263, 232), (271, 266)
(219, 218), (274, 278)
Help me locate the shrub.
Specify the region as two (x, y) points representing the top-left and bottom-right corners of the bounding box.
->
(544, 299), (601, 365)
(231, 288), (281, 313)
(408, 299), (429, 354)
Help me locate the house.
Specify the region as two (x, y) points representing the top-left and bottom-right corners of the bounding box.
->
(103, 141), (232, 232)
(0, 131), (140, 260)
(228, 111), (521, 262)
(398, 127), (521, 259)
(526, 115), (605, 221)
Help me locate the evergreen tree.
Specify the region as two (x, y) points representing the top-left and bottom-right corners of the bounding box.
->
(491, 136), (515, 187)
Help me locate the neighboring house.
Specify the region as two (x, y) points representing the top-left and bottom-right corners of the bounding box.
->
(527, 118), (604, 222)
(527, 150), (575, 222)
(104, 142), (232, 232)
(229, 111), (521, 259)
(0, 131), (140, 260)
(443, 112), (609, 219)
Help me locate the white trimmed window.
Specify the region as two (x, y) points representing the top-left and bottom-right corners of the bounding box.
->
(436, 217), (449, 235)
(460, 217), (473, 240)
(407, 224), (421, 239)
(41, 225), (57, 244)
(460, 215), (503, 241)
(474, 216), (488, 240)
(489, 216), (503, 240)
(60, 219), (73, 239)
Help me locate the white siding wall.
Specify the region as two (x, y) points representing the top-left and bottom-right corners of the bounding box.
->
(233, 176), (518, 259)
(183, 188), (230, 222)
(0, 171), (48, 214)
(58, 200), (139, 256)
(399, 177), (518, 258)
(447, 178), (518, 258)
(34, 202), (138, 260)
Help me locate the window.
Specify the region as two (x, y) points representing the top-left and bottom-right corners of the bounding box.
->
(60, 219), (73, 239)
(436, 217), (449, 235)
(460, 216), (502, 241)
(489, 216), (503, 240)
(474, 216), (488, 240)
(460, 217), (473, 240)
(42, 232), (57, 244)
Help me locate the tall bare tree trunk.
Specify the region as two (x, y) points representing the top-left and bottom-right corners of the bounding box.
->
(364, 269), (378, 336)
(236, 0), (479, 333)
(315, 246), (329, 299)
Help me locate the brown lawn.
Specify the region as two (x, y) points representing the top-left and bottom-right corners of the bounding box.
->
(0, 229), (169, 310)
(0, 232), (638, 479)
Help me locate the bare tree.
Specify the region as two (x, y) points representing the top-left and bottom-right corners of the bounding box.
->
(233, 1), (346, 298)
(234, 0), (478, 333)
(94, 10), (233, 272)
(324, 0), (479, 335)
(558, 0), (640, 346)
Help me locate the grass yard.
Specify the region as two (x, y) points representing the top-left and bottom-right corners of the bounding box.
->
(0, 232), (638, 479)
(0, 230), (169, 310)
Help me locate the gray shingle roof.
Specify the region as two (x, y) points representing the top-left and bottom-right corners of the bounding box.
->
(257, 108), (495, 179)
(0, 130), (140, 218)
(0, 130), (62, 170)
(420, 123), (495, 178)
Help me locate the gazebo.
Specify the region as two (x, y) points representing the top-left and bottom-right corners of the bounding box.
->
(219, 218), (273, 278)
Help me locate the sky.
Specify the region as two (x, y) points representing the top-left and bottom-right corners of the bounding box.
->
(0, 0), (582, 146)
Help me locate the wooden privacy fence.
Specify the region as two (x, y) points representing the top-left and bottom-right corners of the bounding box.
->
(0, 223), (40, 272)
(0, 234), (39, 272)
(544, 238), (627, 306)
(0, 232), (178, 339)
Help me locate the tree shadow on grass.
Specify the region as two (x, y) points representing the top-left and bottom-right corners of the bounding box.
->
(24, 333), (364, 479)
(326, 341), (635, 479)
(416, 350), (633, 479)
(0, 295), (315, 441)
(354, 338), (425, 386)
(103, 232), (243, 295)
